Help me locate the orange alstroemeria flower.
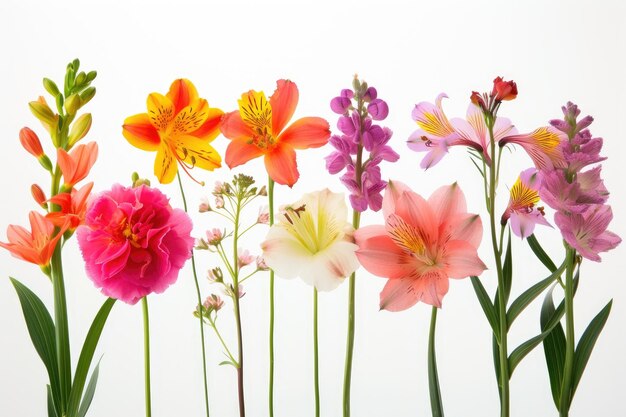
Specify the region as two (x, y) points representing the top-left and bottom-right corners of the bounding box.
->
(0, 211), (68, 267)
(58, 141), (98, 188)
(221, 80), (331, 187)
(122, 79), (224, 184)
(46, 182), (94, 230)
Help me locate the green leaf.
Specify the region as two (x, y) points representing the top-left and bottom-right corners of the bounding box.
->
(507, 262), (566, 326)
(47, 385), (59, 417)
(470, 276), (500, 341)
(10, 278), (61, 413)
(527, 234), (557, 272)
(502, 232), (513, 305)
(509, 307), (567, 376)
(77, 360), (101, 417)
(218, 360), (237, 367)
(570, 300), (612, 401)
(540, 284), (566, 408)
(66, 298), (116, 417)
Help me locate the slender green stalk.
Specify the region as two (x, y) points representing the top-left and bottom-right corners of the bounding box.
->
(207, 319), (238, 366)
(51, 246), (71, 415)
(313, 288), (320, 417)
(559, 248), (576, 416)
(268, 177), (275, 417)
(487, 121), (509, 417)
(176, 172), (211, 417)
(428, 307), (444, 417)
(142, 297), (152, 417)
(232, 191), (246, 417)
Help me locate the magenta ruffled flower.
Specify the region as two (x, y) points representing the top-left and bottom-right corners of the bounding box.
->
(77, 184), (194, 304)
(325, 77), (398, 212)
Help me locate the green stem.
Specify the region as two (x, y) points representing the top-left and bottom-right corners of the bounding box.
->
(232, 193), (246, 417)
(428, 307), (444, 417)
(487, 121), (510, 417)
(313, 288), (320, 417)
(343, 210), (361, 417)
(51, 245), (71, 415)
(559, 247), (576, 416)
(207, 318), (238, 366)
(268, 177), (275, 417)
(176, 172), (211, 417)
(142, 297), (152, 417)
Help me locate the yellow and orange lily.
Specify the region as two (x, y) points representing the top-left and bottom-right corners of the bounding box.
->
(221, 80), (330, 187)
(122, 79), (223, 184)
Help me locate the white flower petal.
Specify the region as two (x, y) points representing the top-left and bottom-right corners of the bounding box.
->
(262, 226), (312, 279)
(299, 241), (359, 292)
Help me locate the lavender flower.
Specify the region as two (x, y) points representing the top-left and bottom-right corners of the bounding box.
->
(325, 76), (399, 212)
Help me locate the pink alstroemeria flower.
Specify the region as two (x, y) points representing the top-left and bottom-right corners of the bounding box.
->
(499, 126), (567, 170)
(355, 181), (486, 310)
(555, 205), (621, 262)
(501, 169), (551, 239)
(407, 94), (516, 168)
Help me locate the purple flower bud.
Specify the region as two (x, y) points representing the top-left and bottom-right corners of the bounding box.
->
(364, 87), (377, 101)
(337, 115), (357, 136)
(340, 89), (354, 99)
(367, 99), (389, 120)
(330, 96), (352, 114)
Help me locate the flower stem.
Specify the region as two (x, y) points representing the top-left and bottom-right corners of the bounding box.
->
(142, 296), (152, 417)
(343, 210), (361, 417)
(313, 288), (320, 417)
(268, 177), (275, 417)
(487, 121), (510, 417)
(51, 245), (71, 415)
(176, 172), (211, 417)
(559, 247), (576, 416)
(428, 306), (444, 417)
(233, 188), (246, 417)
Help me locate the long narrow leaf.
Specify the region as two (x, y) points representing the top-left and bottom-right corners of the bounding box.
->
(502, 232), (513, 305)
(527, 234), (557, 272)
(77, 360), (101, 417)
(570, 300), (612, 402)
(507, 261), (566, 326)
(47, 385), (59, 417)
(67, 298), (116, 417)
(10, 278), (61, 413)
(470, 276), (500, 341)
(540, 284), (566, 408)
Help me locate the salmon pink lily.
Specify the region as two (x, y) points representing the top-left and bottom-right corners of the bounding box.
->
(122, 79), (223, 184)
(355, 181), (485, 310)
(221, 79), (330, 187)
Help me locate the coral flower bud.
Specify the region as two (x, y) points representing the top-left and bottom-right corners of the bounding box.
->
(19, 127), (44, 158)
(492, 77), (518, 101)
(470, 91), (488, 112)
(31, 184), (47, 207)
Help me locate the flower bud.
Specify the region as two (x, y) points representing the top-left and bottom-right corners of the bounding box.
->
(237, 249), (255, 269)
(29, 98), (58, 132)
(257, 206), (270, 224)
(31, 184), (47, 208)
(203, 294), (224, 312)
(258, 185), (267, 196)
(80, 87), (96, 105)
(68, 113), (92, 146)
(491, 77), (518, 101)
(367, 99), (389, 121)
(86, 71), (97, 82)
(205, 228), (225, 245)
(64, 94), (81, 115)
(207, 267), (224, 283)
(19, 127), (44, 158)
(43, 78), (60, 97)
(363, 87), (377, 101)
(75, 71), (86, 87)
(470, 91), (488, 112)
(198, 197), (212, 213)
(256, 256), (269, 271)
(330, 96), (351, 114)
(195, 238), (209, 250)
(215, 195), (225, 209)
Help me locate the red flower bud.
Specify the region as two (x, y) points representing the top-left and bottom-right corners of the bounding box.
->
(470, 91), (487, 112)
(31, 184), (47, 207)
(491, 77), (518, 101)
(19, 127), (44, 158)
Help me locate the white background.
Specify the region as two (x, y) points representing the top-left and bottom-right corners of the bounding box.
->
(1, 1), (625, 416)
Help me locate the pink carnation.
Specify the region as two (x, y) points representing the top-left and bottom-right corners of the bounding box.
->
(77, 184), (194, 304)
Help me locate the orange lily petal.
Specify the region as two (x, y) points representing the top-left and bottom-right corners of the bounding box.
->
(225, 138), (264, 168)
(154, 145), (177, 184)
(122, 113), (161, 151)
(146, 93), (175, 131)
(167, 79), (199, 114)
(58, 142), (98, 187)
(170, 99), (212, 136)
(270, 79), (298, 134)
(278, 117), (330, 149)
(175, 135), (222, 171)
(188, 107), (224, 141)
(264, 144), (299, 187)
(220, 111), (254, 141)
